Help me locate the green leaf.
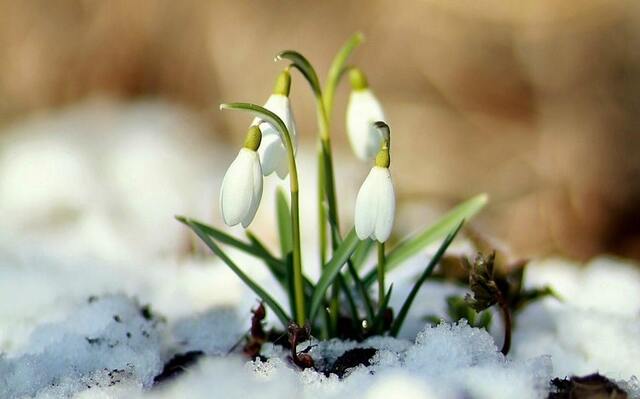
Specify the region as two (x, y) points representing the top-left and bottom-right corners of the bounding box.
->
(328, 222), (374, 321)
(372, 284), (393, 334)
(275, 188), (293, 258)
(246, 230), (287, 282)
(176, 216), (285, 273)
(309, 229), (362, 321)
(275, 50), (322, 98)
(390, 221), (464, 337)
(180, 219), (291, 326)
(337, 275), (360, 329)
(247, 230), (315, 298)
(387, 194), (486, 268)
(322, 146), (341, 230)
(245, 230), (275, 260)
(324, 32), (364, 116)
(363, 193), (487, 287)
(477, 310), (493, 329)
(351, 238), (374, 270)
(346, 259), (375, 323)
(177, 216), (258, 257)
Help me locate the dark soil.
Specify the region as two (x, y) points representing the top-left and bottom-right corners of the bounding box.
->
(152, 351), (204, 386)
(325, 347), (377, 378)
(548, 373), (628, 399)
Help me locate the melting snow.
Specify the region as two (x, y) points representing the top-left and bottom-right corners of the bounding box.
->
(0, 100), (638, 398)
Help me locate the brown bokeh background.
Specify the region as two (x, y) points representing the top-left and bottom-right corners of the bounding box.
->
(1, 0), (639, 261)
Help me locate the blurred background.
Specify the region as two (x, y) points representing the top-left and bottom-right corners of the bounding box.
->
(0, 0), (639, 263)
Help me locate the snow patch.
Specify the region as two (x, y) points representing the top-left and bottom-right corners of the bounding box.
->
(0, 295), (165, 398)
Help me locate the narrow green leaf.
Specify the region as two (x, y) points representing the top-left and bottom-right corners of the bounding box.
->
(390, 222), (464, 337)
(363, 193), (487, 287)
(247, 230), (315, 298)
(372, 284), (394, 334)
(323, 149), (341, 231)
(309, 229), (362, 320)
(176, 216), (286, 274)
(351, 238), (374, 270)
(177, 216), (259, 257)
(346, 259), (375, 323)
(245, 230), (276, 260)
(275, 50), (322, 98)
(328, 222), (374, 321)
(181, 219), (290, 326)
(337, 275), (360, 328)
(324, 32), (364, 116)
(246, 230), (286, 281)
(387, 194), (487, 269)
(275, 188), (293, 258)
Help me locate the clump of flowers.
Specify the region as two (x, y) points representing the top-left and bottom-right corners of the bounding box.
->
(177, 33), (487, 343)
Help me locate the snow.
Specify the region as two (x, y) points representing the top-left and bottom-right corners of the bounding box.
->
(171, 308), (244, 356)
(148, 322), (550, 399)
(3, 248), (637, 398)
(0, 99), (220, 263)
(0, 295), (164, 398)
(512, 257), (640, 380)
(0, 99), (639, 398)
(523, 257), (640, 317)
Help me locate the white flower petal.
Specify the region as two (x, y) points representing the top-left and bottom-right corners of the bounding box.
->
(355, 167), (379, 240)
(241, 151), (263, 228)
(355, 166), (395, 242)
(373, 168), (395, 242)
(257, 130), (285, 176)
(346, 89), (386, 161)
(220, 148), (262, 227)
(274, 156), (289, 180)
(252, 94), (297, 178)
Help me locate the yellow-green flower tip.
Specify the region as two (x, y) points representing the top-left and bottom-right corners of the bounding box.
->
(243, 126), (262, 151)
(375, 147), (390, 168)
(349, 67), (369, 91)
(273, 69), (291, 96)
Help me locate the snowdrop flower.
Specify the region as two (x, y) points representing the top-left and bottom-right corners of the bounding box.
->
(355, 123), (394, 242)
(346, 68), (386, 161)
(220, 126), (263, 228)
(251, 69), (297, 179)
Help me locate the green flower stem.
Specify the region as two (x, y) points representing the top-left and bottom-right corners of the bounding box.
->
(278, 120), (305, 326)
(277, 37), (363, 329)
(318, 33), (363, 330)
(290, 188), (305, 325)
(276, 50), (341, 332)
(316, 98), (342, 332)
(377, 241), (386, 310)
(220, 102), (306, 326)
(317, 146), (328, 266)
(323, 32), (364, 121)
(316, 101), (340, 230)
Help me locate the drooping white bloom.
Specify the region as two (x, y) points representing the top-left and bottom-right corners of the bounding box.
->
(354, 166), (395, 242)
(220, 148), (263, 228)
(346, 88), (386, 161)
(251, 94), (297, 179)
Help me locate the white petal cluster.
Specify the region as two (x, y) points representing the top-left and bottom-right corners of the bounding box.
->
(220, 148), (263, 228)
(354, 166), (395, 242)
(346, 89), (386, 161)
(252, 94), (297, 179)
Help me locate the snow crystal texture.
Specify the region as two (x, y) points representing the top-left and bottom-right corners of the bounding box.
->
(0, 296), (165, 398)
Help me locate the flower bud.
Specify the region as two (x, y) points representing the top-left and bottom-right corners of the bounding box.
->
(252, 70), (297, 179)
(354, 166), (395, 242)
(220, 128), (264, 228)
(346, 68), (386, 161)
